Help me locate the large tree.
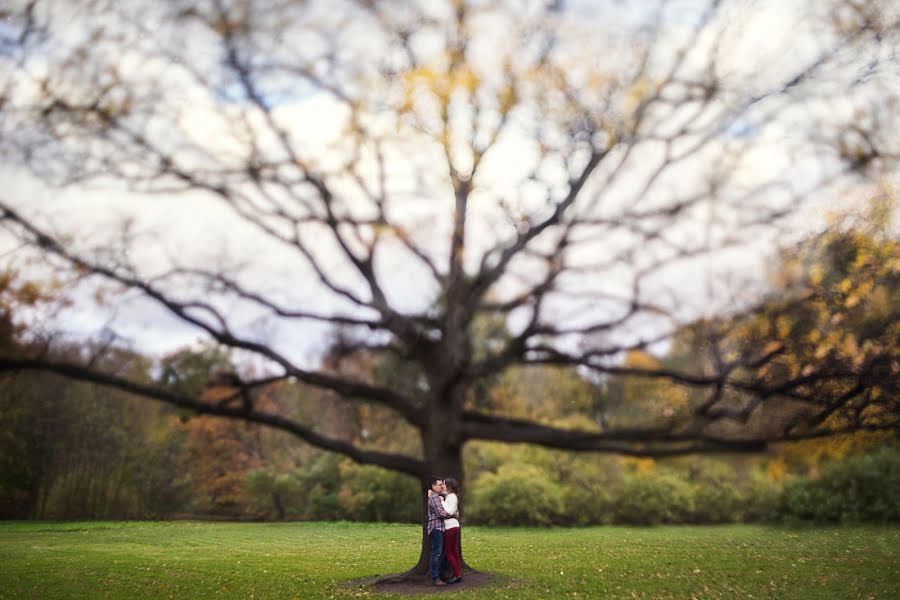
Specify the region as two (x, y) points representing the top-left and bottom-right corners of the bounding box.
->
(1, 0), (898, 579)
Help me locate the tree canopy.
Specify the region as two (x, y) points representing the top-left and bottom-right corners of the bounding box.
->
(0, 4), (898, 568)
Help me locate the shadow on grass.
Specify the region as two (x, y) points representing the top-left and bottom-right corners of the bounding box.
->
(345, 570), (502, 595)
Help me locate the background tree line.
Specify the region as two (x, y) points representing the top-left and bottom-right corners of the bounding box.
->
(2, 206), (897, 525)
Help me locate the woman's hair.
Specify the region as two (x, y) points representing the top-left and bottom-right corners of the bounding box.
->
(443, 477), (460, 494)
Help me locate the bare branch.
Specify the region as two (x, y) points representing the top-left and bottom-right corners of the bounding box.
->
(0, 200), (424, 424)
(0, 356), (425, 476)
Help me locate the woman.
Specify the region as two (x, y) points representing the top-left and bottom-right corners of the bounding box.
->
(440, 478), (462, 585)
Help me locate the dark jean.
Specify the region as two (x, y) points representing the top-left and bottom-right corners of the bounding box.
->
(428, 529), (444, 580)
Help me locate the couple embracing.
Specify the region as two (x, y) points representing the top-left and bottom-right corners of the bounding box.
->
(426, 476), (463, 586)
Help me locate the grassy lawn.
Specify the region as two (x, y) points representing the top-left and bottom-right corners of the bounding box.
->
(0, 521), (897, 599)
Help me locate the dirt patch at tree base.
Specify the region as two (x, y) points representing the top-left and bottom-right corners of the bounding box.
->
(345, 571), (499, 595)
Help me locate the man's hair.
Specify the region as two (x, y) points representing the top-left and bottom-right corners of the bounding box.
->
(427, 476), (443, 488)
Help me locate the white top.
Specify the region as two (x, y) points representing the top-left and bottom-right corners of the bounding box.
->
(441, 493), (460, 529)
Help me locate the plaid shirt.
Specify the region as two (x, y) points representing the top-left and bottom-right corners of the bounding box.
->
(426, 493), (452, 535)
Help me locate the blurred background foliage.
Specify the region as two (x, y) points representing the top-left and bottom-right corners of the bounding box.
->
(1, 207), (897, 525)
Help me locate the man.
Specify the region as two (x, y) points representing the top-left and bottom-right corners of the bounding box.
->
(426, 476), (457, 586)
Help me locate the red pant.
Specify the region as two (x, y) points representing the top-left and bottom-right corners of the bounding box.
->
(443, 527), (461, 578)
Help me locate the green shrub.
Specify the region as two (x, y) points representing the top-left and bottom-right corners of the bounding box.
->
(561, 484), (614, 525)
(557, 458), (619, 525)
(741, 473), (779, 523)
(766, 446), (900, 524)
(338, 465), (420, 523)
(613, 472), (695, 525)
(297, 454), (347, 520)
(688, 460), (747, 523)
(468, 463), (564, 525)
(245, 469), (303, 520)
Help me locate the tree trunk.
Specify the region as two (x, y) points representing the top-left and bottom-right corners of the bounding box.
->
(272, 490), (286, 521)
(376, 429), (472, 583)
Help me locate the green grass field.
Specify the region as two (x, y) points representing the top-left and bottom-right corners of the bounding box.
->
(0, 521), (897, 599)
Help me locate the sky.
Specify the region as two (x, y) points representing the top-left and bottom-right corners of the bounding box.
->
(1, 0), (897, 370)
